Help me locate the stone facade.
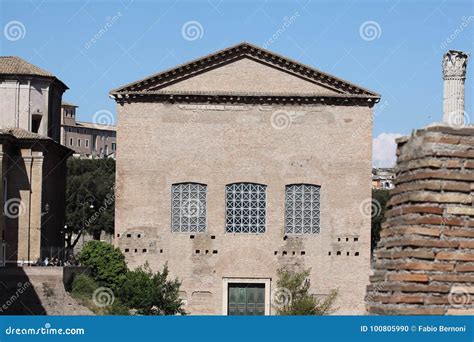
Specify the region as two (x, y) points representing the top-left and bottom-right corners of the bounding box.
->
(366, 125), (474, 315)
(0, 129), (71, 266)
(60, 103), (116, 158)
(111, 42), (379, 315)
(0, 57), (72, 266)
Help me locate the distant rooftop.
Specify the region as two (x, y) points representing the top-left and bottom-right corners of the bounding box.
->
(0, 56), (68, 90)
(0, 56), (54, 77)
(74, 121), (116, 132)
(0, 127), (51, 140)
(62, 101), (78, 107)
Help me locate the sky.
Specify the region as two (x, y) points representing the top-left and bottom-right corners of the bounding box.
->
(1, 0), (473, 167)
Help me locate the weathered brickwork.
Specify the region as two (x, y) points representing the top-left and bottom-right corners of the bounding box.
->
(367, 125), (474, 315)
(112, 42), (380, 315)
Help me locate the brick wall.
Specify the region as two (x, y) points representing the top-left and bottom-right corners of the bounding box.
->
(366, 125), (474, 315)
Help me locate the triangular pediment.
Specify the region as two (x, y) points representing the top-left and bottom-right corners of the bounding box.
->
(151, 57), (341, 96)
(111, 42), (379, 99)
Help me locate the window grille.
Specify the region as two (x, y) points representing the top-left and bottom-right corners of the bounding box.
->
(171, 183), (207, 232)
(225, 183), (266, 233)
(285, 184), (320, 234)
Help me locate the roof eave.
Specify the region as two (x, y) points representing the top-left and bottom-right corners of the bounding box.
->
(109, 42), (380, 98)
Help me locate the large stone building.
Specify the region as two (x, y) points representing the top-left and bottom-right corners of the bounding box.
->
(0, 57), (72, 266)
(111, 42), (380, 315)
(60, 103), (117, 158)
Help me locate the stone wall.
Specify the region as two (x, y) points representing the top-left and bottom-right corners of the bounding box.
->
(116, 101), (373, 315)
(367, 125), (474, 315)
(0, 267), (93, 315)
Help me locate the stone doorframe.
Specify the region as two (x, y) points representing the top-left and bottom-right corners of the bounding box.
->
(222, 277), (272, 315)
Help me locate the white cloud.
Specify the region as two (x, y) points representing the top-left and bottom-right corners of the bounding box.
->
(373, 132), (403, 167)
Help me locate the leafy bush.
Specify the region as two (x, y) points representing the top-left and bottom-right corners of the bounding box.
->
(78, 241), (127, 292)
(70, 273), (128, 315)
(119, 263), (185, 315)
(275, 266), (338, 315)
(71, 273), (99, 296)
(75, 242), (185, 315)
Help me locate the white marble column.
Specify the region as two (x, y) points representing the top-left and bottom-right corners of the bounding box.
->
(442, 50), (468, 126)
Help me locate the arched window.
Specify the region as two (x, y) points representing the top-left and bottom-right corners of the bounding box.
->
(171, 183), (207, 233)
(285, 184), (321, 234)
(225, 183), (266, 234)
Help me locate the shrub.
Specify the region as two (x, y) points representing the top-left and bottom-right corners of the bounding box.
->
(78, 241), (127, 292)
(275, 266), (338, 315)
(71, 274), (99, 297)
(119, 263), (186, 315)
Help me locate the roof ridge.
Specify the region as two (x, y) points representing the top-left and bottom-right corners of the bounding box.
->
(110, 42), (380, 98)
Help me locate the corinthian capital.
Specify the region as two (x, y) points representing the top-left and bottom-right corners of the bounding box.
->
(443, 50), (469, 78)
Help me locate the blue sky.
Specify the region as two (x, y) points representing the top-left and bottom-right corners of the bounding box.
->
(1, 0), (473, 166)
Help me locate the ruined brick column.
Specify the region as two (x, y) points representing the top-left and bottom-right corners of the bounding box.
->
(366, 125), (474, 315)
(442, 50), (468, 127)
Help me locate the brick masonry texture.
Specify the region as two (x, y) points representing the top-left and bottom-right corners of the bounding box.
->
(115, 101), (373, 315)
(366, 125), (474, 315)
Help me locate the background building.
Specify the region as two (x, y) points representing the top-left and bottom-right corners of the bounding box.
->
(0, 56), (72, 266)
(0, 56), (67, 142)
(372, 168), (396, 190)
(60, 103), (116, 158)
(111, 42), (380, 315)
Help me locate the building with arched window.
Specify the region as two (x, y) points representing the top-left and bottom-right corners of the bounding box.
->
(111, 42), (380, 315)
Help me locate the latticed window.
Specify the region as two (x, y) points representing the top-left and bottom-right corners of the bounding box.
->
(171, 183), (207, 232)
(226, 183), (266, 233)
(285, 184), (321, 234)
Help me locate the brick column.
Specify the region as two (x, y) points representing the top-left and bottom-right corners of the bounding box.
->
(366, 126), (474, 315)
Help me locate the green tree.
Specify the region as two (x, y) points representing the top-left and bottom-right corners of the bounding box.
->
(65, 158), (115, 254)
(119, 263), (186, 315)
(275, 266), (337, 315)
(78, 241), (127, 292)
(371, 189), (391, 252)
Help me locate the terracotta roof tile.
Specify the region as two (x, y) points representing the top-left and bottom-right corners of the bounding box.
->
(0, 127), (50, 140)
(0, 56), (54, 77)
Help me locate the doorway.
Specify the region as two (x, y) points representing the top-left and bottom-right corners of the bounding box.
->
(228, 283), (265, 315)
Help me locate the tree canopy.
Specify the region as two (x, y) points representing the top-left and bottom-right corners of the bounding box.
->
(65, 158), (115, 252)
